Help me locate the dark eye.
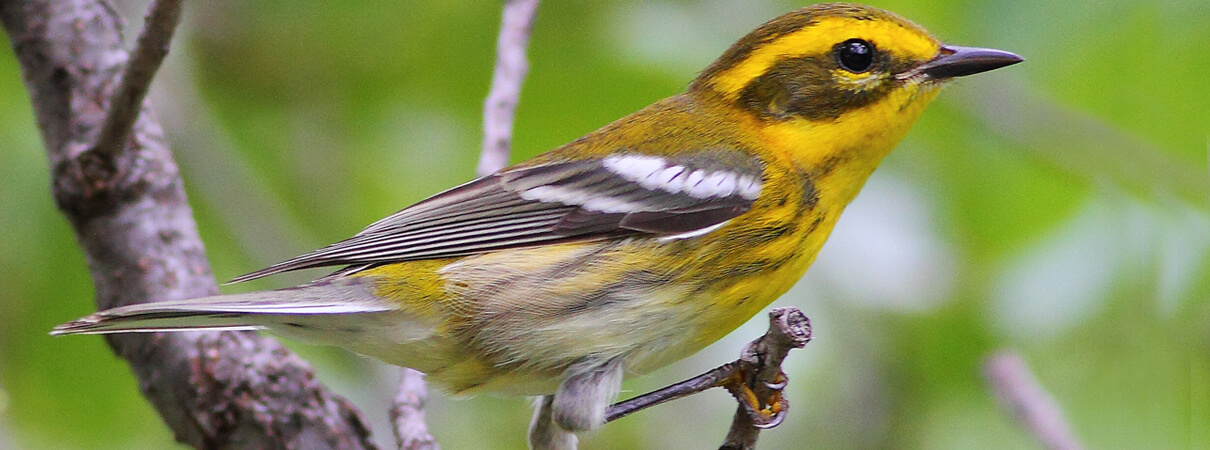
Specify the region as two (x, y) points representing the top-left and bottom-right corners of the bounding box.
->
(835, 39), (875, 73)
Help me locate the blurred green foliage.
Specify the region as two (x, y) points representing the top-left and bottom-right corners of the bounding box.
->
(1, 0), (1206, 448)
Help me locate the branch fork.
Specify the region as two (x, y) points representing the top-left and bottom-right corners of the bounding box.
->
(605, 307), (813, 449)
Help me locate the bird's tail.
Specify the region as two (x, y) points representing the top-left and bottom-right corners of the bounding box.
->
(51, 278), (398, 336)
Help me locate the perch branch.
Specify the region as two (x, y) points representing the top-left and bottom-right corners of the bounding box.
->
(984, 351), (1083, 450)
(605, 307), (812, 450)
(0, 1), (375, 447)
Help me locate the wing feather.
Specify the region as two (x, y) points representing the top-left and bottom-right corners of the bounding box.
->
(230, 151), (764, 283)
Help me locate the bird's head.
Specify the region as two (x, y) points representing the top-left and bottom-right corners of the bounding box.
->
(689, 3), (1021, 171)
(692, 3), (1021, 122)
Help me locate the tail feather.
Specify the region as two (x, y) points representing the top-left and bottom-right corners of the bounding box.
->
(51, 278), (397, 336)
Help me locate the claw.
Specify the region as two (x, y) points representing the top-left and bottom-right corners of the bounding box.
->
(753, 406), (787, 429)
(764, 371), (788, 391)
(722, 368), (791, 429)
(751, 388), (789, 428)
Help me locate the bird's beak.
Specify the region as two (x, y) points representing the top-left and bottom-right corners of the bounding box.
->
(915, 45), (1023, 80)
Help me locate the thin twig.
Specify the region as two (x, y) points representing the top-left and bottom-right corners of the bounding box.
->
(476, 0), (539, 177)
(387, 1), (542, 446)
(386, 1), (542, 447)
(604, 307), (812, 449)
(92, 0), (183, 158)
(984, 351), (1083, 450)
(391, 369), (439, 450)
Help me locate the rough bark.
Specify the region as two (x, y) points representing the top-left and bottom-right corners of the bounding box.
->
(0, 1), (375, 448)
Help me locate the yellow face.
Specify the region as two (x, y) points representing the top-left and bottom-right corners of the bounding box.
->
(707, 13), (941, 103)
(694, 5), (947, 132)
(689, 4), (962, 181)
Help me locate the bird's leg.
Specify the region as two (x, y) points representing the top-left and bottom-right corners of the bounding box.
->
(528, 357), (623, 450)
(529, 396), (577, 450)
(604, 307), (810, 432)
(601, 360), (789, 428)
(604, 362), (737, 423)
(551, 357), (624, 432)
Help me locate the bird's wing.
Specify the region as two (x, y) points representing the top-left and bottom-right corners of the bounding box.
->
(230, 151), (764, 283)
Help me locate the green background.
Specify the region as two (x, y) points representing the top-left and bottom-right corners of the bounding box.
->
(1, 0), (1206, 448)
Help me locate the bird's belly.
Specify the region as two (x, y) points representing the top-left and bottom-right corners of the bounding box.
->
(401, 235), (820, 396)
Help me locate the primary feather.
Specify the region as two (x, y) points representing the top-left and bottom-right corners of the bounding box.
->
(51, 278), (398, 336)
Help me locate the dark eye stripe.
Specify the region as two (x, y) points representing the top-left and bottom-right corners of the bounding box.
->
(737, 54), (895, 121)
(690, 4), (932, 94)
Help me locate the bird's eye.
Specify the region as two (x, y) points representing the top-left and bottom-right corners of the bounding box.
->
(835, 39), (875, 73)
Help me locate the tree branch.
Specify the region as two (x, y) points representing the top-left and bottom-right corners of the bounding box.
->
(387, 1), (542, 446)
(605, 307), (812, 449)
(984, 351), (1083, 450)
(476, 0), (539, 177)
(719, 308), (811, 450)
(91, 0), (181, 158)
(0, 1), (374, 448)
(391, 369), (439, 450)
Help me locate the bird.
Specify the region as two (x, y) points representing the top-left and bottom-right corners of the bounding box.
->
(53, 3), (1021, 447)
